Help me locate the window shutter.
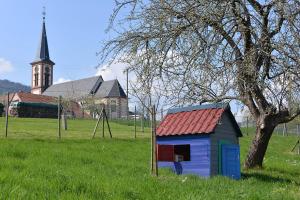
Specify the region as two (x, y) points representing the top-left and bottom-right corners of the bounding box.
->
(157, 144), (174, 161)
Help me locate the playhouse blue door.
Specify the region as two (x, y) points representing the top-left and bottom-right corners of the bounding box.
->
(221, 144), (241, 180)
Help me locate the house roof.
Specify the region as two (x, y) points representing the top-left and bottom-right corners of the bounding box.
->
(94, 79), (127, 98)
(156, 103), (242, 137)
(43, 76), (103, 99)
(15, 92), (56, 104)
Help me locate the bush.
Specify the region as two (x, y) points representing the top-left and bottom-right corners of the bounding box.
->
(0, 103), (4, 116)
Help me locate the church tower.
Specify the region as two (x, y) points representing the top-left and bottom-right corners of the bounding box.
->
(31, 8), (55, 95)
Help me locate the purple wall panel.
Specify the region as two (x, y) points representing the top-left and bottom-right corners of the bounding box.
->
(157, 135), (211, 177)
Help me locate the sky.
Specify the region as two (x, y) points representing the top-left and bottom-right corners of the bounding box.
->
(0, 0), (244, 118)
(0, 0), (126, 85)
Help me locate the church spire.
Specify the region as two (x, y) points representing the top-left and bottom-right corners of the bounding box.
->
(33, 7), (54, 65)
(30, 7), (55, 95)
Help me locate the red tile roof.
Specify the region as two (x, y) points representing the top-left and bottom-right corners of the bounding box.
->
(17, 92), (56, 104)
(157, 108), (225, 136)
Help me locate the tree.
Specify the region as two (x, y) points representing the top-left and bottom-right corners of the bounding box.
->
(101, 0), (300, 169)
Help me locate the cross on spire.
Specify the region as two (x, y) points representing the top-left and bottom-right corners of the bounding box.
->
(42, 6), (46, 22)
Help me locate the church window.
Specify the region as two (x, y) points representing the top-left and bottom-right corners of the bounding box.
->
(34, 67), (39, 86)
(45, 67), (50, 87)
(110, 100), (117, 112)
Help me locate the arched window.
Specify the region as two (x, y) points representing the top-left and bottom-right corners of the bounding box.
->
(34, 67), (39, 86)
(45, 67), (50, 87)
(110, 99), (117, 113)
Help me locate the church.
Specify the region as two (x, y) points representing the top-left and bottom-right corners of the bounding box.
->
(11, 12), (128, 119)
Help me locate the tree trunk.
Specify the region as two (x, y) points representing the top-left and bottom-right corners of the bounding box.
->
(244, 123), (275, 169)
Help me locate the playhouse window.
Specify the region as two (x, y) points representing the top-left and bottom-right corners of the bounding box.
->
(174, 145), (190, 161)
(157, 144), (190, 162)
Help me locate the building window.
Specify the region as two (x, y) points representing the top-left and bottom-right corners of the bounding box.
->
(44, 67), (50, 87)
(34, 67), (39, 86)
(157, 144), (191, 162)
(110, 100), (116, 112)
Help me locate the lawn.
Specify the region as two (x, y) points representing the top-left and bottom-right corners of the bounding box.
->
(0, 117), (299, 199)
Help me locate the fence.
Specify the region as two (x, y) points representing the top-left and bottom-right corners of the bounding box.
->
(2, 92), (299, 139)
(1, 94), (154, 140)
(239, 117), (300, 136)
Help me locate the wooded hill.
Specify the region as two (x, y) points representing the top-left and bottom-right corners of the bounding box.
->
(0, 79), (30, 94)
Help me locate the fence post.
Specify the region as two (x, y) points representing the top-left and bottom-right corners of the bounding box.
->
(150, 106), (153, 174)
(102, 108), (105, 138)
(283, 123), (287, 136)
(62, 112), (67, 130)
(246, 117), (249, 136)
(141, 106), (144, 133)
(134, 105), (137, 139)
(58, 96), (61, 139)
(92, 110), (102, 138)
(151, 105), (158, 176)
(154, 105), (158, 176)
(5, 92), (9, 138)
(126, 68), (129, 120)
(104, 109), (112, 138)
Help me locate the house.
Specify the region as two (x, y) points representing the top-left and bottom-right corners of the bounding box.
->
(156, 103), (242, 179)
(43, 76), (128, 119)
(8, 92), (57, 118)
(8, 92), (84, 118)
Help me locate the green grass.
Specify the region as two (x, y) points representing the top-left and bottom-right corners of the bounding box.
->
(1, 117), (150, 139)
(0, 117), (300, 199)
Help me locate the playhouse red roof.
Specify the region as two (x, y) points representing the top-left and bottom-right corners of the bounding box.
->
(156, 104), (231, 137)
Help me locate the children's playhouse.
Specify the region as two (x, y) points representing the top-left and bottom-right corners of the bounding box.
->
(156, 103), (242, 179)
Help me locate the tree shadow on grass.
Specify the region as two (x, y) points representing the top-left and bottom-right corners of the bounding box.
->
(242, 172), (300, 186)
(267, 167), (300, 178)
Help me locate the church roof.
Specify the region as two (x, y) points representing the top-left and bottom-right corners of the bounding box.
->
(31, 20), (54, 65)
(43, 76), (103, 99)
(43, 76), (127, 100)
(94, 79), (127, 98)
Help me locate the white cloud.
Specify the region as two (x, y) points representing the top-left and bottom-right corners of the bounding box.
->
(54, 77), (71, 84)
(0, 58), (13, 75)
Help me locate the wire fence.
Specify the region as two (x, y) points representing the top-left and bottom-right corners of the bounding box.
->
(0, 94), (154, 140)
(1, 93), (299, 139)
(238, 117), (300, 136)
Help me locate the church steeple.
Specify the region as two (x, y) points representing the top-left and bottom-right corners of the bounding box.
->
(31, 7), (55, 95)
(32, 7), (54, 65)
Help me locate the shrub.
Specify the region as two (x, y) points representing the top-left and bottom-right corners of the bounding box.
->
(0, 103), (4, 116)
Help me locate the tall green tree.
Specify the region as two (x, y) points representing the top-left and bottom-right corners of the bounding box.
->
(101, 0), (300, 169)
